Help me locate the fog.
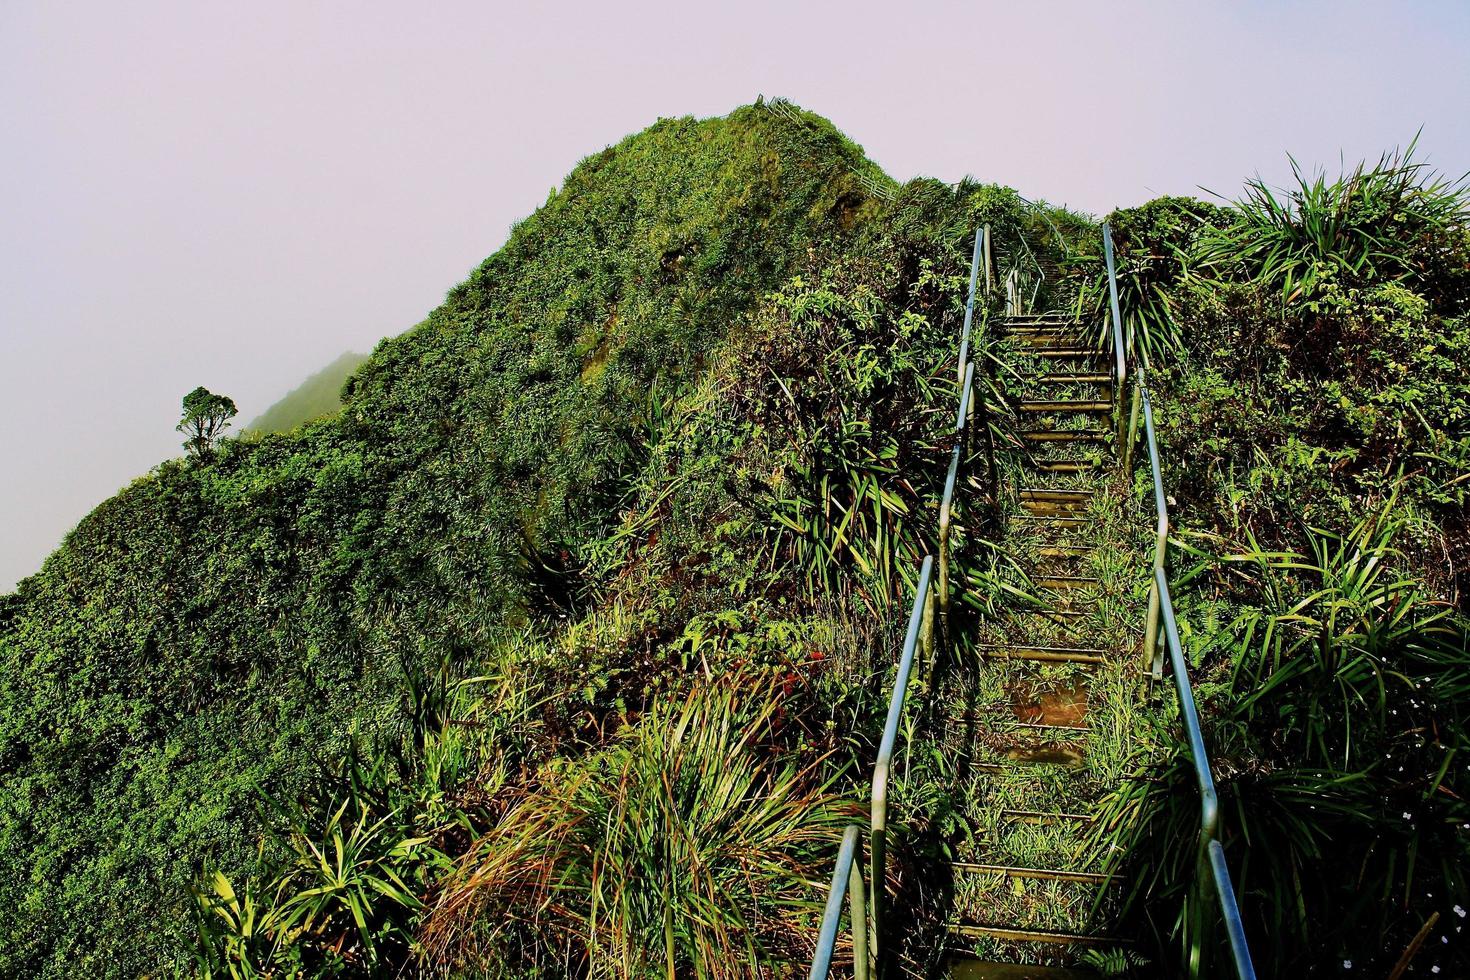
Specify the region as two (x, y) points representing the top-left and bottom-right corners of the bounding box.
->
(3, 0), (1467, 590)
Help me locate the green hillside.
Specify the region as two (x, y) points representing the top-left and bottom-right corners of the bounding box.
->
(245, 351), (369, 435)
(2, 104), (1466, 979)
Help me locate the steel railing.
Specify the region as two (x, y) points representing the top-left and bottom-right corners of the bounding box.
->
(1105, 223), (1258, 980)
(808, 224), (995, 980)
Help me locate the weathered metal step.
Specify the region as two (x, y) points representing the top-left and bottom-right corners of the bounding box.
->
(978, 644), (1105, 664)
(1034, 575), (1099, 590)
(1039, 544), (1094, 558)
(1024, 372), (1111, 385)
(949, 924), (1122, 946)
(1009, 607), (1087, 622)
(1031, 460), (1104, 473)
(1020, 488), (1091, 502)
(952, 862), (1111, 885)
(1020, 430), (1107, 443)
(1013, 513), (1089, 529)
(1021, 502), (1087, 518)
(946, 958), (1101, 980)
(1018, 400), (1112, 414)
(1032, 348), (1102, 359)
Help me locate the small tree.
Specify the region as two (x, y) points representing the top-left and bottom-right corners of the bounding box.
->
(178, 386), (238, 458)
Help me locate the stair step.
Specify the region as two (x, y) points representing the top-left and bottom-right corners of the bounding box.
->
(1019, 488), (1091, 502)
(1020, 430), (1107, 443)
(952, 862), (1111, 885)
(1018, 401), (1112, 414)
(1014, 721), (1091, 733)
(949, 924), (1122, 946)
(1025, 372), (1112, 384)
(1032, 349), (1101, 359)
(1013, 514), (1089, 529)
(1020, 502), (1087, 517)
(1010, 607), (1087, 622)
(947, 958), (1101, 980)
(1034, 575), (1099, 590)
(979, 644), (1105, 664)
(1038, 545), (1094, 558)
(1031, 460), (1104, 473)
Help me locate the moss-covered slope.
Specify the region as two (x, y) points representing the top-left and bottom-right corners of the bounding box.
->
(0, 102), (893, 976)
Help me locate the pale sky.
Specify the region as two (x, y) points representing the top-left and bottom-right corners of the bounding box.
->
(3, 0), (1468, 591)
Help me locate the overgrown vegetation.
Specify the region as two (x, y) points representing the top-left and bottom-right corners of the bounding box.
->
(245, 351), (369, 436)
(1089, 146), (1470, 977)
(4, 104), (1466, 978)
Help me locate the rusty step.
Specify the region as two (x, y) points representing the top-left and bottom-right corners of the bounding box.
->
(1039, 544), (1094, 558)
(1020, 487), (1091, 500)
(949, 924), (1123, 946)
(951, 862), (1111, 885)
(1030, 460), (1104, 473)
(978, 644), (1105, 664)
(1020, 429), (1108, 443)
(1032, 348), (1102, 359)
(1018, 400), (1112, 414)
(1021, 503), (1087, 519)
(1034, 574), (1099, 590)
(1013, 513), (1089, 529)
(946, 959), (1101, 979)
(1025, 372), (1112, 384)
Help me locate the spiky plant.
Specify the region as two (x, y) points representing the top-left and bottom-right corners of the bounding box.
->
(1090, 502), (1470, 976)
(1194, 139), (1470, 307)
(420, 671), (855, 978)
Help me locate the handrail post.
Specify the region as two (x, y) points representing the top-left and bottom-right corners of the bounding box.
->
(849, 846), (870, 980)
(939, 362), (976, 651)
(1122, 382), (1142, 478)
(870, 557), (934, 973)
(808, 825), (862, 980)
(982, 224), (993, 299)
(1102, 224), (1128, 460)
(1140, 386), (1168, 680)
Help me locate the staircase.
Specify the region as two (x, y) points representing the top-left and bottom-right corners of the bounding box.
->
(938, 312), (1137, 977)
(804, 224), (1256, 980)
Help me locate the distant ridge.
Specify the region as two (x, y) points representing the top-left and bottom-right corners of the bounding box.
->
(246, 350), (368, 434)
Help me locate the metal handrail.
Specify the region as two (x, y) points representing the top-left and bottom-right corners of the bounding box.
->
(808, 224), (994, 979)
(1113, 221), (1258, 980)
(869, 554), (933, 967)
(809, 825), (870, 980)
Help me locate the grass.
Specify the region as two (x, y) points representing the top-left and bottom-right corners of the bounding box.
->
(419, 670), (854, 978)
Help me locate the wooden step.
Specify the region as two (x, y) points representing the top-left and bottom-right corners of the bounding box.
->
(1020, 430), (1107, 443)
(1018, 400), (1112, 414)
(950, 924), (1122, 946)
(978, 644), (1105, 664)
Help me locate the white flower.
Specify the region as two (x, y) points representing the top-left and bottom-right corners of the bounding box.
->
(1454, 904), (1466, 918)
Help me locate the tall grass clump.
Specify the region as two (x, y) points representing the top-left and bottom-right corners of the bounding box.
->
(1092, 502), (1470, 975)
(1196, 139), (1470, 308)
(421, 671), (853, 978)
